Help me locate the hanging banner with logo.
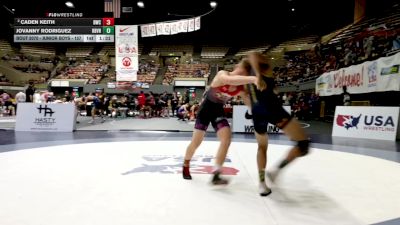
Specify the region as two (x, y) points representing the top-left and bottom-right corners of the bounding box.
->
(316, 52), (400, 96)
(181, 19), (188, 33)
(148, 24), (156, 37)
(332, 106), (399, 141)
(188, 19), (195, 32)
(170, 21), (178, 35)
(140, 16), (200, 37)
(162, 23), (171, 35)
(232, 105), (291, 133)
(194, 17), (201, 30)
(15, 103), (76, 132)
(115, 25), (138, 82)
(140, 24), (149, 37)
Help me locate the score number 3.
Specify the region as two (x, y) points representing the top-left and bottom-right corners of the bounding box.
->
(102, 18), (114, 26)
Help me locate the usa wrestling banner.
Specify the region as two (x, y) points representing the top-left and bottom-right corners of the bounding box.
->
(115, 25), (138, 81)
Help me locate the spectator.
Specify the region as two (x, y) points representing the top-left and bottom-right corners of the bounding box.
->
(171, 92), (179, 117)
(15, 91), (26, 104)
(341, 86), (351, 106)
(138, 91), (146, 111)
(25, 82), (35, 102)
(392, 35), (400, 50)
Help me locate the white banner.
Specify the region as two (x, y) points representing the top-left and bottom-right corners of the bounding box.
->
(156, 23), (163, 35)
(162, 23), (171, 35)
(141, 24), (149, 37)
(177, 21), (183, 33)
(195, 17), (201, 31)
(148, 24), (157, 37)
(188, 19), (195, 32)
(115, 25), (138, 82)
(181, 20), (188, 33)
(170, 22), (178, 35)
(316, 52), (400, 96)
(332, 106), (399, 141)
(232, 105), (291, 133)
(141, 17), (200, 37)
(15, 103), (76, 132)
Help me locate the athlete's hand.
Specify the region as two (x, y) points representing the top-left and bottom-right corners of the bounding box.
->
(250, 76), (257, 85)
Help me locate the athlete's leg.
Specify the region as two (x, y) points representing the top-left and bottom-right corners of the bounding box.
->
(268, 117), (309, 182)
(182, 119), (208, 179)
(89, 107), (96, 123)
(210, 119), (231, 185)
(255, 131), (271, 196)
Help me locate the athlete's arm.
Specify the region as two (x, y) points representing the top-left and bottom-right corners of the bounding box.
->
(248, 53), (262, 78)
(211, 71), (256, 87)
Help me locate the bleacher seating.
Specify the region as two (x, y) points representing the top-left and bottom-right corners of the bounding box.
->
(20, 45), (55, 56)
(201, 46), (229, 58)
(0, 73), (13, 86)
(269, 3), (400, 86)
(66, 45), (95, 57)
(137, 63), (159, 84)
(328, 4), (400, 45)
(151, 45), (193, 56)
(235, 45), (270, 57)
(0, 40), (12, 53)
(98, 44), (115, 56)
(55, 62), (107, 84)
(163, 63), (209, 85)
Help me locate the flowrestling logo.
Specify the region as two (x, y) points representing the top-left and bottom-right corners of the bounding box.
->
(336, 114), (395, 132)
(122, 155), (239, 176)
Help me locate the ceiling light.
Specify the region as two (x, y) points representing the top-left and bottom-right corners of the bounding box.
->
(210, 1), (217, 8)
(137, 1), (145, 8)
(65, 1), (74, 8)
(291, 8), (295, 12)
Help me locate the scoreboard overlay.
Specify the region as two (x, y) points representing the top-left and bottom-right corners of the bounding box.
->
(14, 18), (115, 43)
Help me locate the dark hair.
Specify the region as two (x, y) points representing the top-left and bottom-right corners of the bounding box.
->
(239, 58), (252, 74)
(259, 62), (270, 71)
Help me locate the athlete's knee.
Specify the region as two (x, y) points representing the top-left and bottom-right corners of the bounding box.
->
(297, 139), (310, 156)
(256, 137), (268, 151)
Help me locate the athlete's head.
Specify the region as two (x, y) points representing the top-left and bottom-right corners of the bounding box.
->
(232, 58), (252, 76)
(248, 52), (273, 91)
(248, 52), (272, 76)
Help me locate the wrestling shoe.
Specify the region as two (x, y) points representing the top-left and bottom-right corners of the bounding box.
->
(211, 170), (228, 185)
(259, 182), (272, 197)
(182, 166), (192, 180)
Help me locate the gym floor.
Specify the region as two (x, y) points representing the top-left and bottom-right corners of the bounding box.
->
(0, 118), (399, 225)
